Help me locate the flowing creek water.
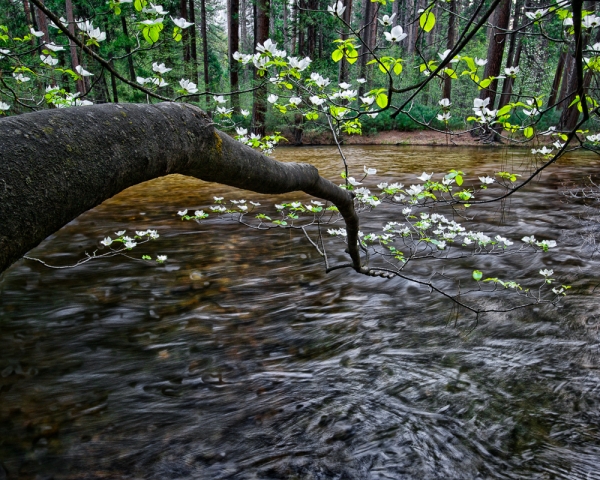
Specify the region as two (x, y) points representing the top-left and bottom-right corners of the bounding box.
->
(1, 146), (600, 479)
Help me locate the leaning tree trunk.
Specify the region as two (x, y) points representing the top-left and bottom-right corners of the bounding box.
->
(0, 103), (362, 276)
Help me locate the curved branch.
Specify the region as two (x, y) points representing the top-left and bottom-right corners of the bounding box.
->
(0, 103), (361, 274)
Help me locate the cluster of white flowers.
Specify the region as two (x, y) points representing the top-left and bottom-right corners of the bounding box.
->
(47, 88), (93, 108)
(587, 133), (600, 142)
(13, 72), (30, 83)
(171, 16), (194, 29)
(142, 2), (168, 15)
(256, 38), (287, 57)
(473, 98), (497, 124)
(583, 14), (600, 29)
(522, 235), (557, 249)
(41, 54), (58, 66)
(310, 72), (331, 88)
(524, 9), (547, 21)
(179, 79), (198, 94)
(75, 19), (106, 43)
(384, 25), (407, 43)
(531, 146), (553, 155)
(327, 1), (346, 17)
(379, 14), (396, 27)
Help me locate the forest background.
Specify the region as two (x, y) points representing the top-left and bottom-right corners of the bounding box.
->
(0, 0), (594, 145)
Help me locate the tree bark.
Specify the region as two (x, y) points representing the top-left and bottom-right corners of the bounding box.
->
(189, 0), (201, 103)
(479, 0), (510, 107)
(548, 48), (567, 108)
(442, 0), (457, 101)
(180, 0), (190, 63)
(0, 103), (360, 275)
(337, 0), (353, 85)
(33, 0), (50, 44)
(252, 0), (270, 135)
(228, 0), (240, 110)
(559, 0), (585, 130)
(120, 16), (136, 82)
(65, 0), (85, 94)
(496, 0), (525, 112)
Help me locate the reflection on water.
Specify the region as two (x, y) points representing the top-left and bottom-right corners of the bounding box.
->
(1, 146), (600, 479)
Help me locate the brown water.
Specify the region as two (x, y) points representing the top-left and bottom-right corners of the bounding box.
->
(1, 146), (600, 479)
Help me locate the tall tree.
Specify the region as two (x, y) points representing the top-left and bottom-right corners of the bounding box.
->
(479, 0), (511, 107)
(497, 0), (525, 111)
(198, 0), (209, 106)
(120, 17), (136, 82)
(252, 0), (270, 135)
(65, 0), (85, 94)
(337, 0), (353, 85)
(228, 0), (240, 109)
(180, 0), (191, 64)
(442, 0), (457, 101)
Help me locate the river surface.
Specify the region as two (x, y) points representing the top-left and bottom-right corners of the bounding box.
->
(1, 146), (600, 479)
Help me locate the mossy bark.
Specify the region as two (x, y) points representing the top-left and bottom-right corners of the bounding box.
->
(0, 103), (360, 274)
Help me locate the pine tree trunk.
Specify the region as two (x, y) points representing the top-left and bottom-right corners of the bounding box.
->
(337, 0), (353, 84)
(120, 17), (136, 82)
(479, 0), (510, 107)
(252, 0), (270, 136)
(65, 0), (85, 94)
(228, 0), (240, 110)
(548, 49), (567, 108)
(559, 0), (584, 130)
(496, 0), (525, 110)
(180, 0), (190, 63)
(199, 0), (210, 107)
(442, 0), (456, 101)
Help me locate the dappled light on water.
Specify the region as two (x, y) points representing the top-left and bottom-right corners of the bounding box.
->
(1, 146), (600, 479)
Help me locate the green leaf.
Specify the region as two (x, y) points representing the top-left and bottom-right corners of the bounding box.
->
(379, 62), (390, 73)
(497, 104), (512, 116)
(149, 26), (160, 43)
(523, 126), (534, 138)
(568, 95), (580, 108)
(419, 9), (435, 32)
(479, 78), (491, 89)
(463, 57), (476, 72)
(393, 62), (403, 75)
(444, 68), (457, 79)
(332, 48), (343, 62)
(455, 175), (463, 186)
(142, 27), (152, 44)
(376, 93), (388, 109)
(345, 48), (358, 64)
(472, 270), (483, 281)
